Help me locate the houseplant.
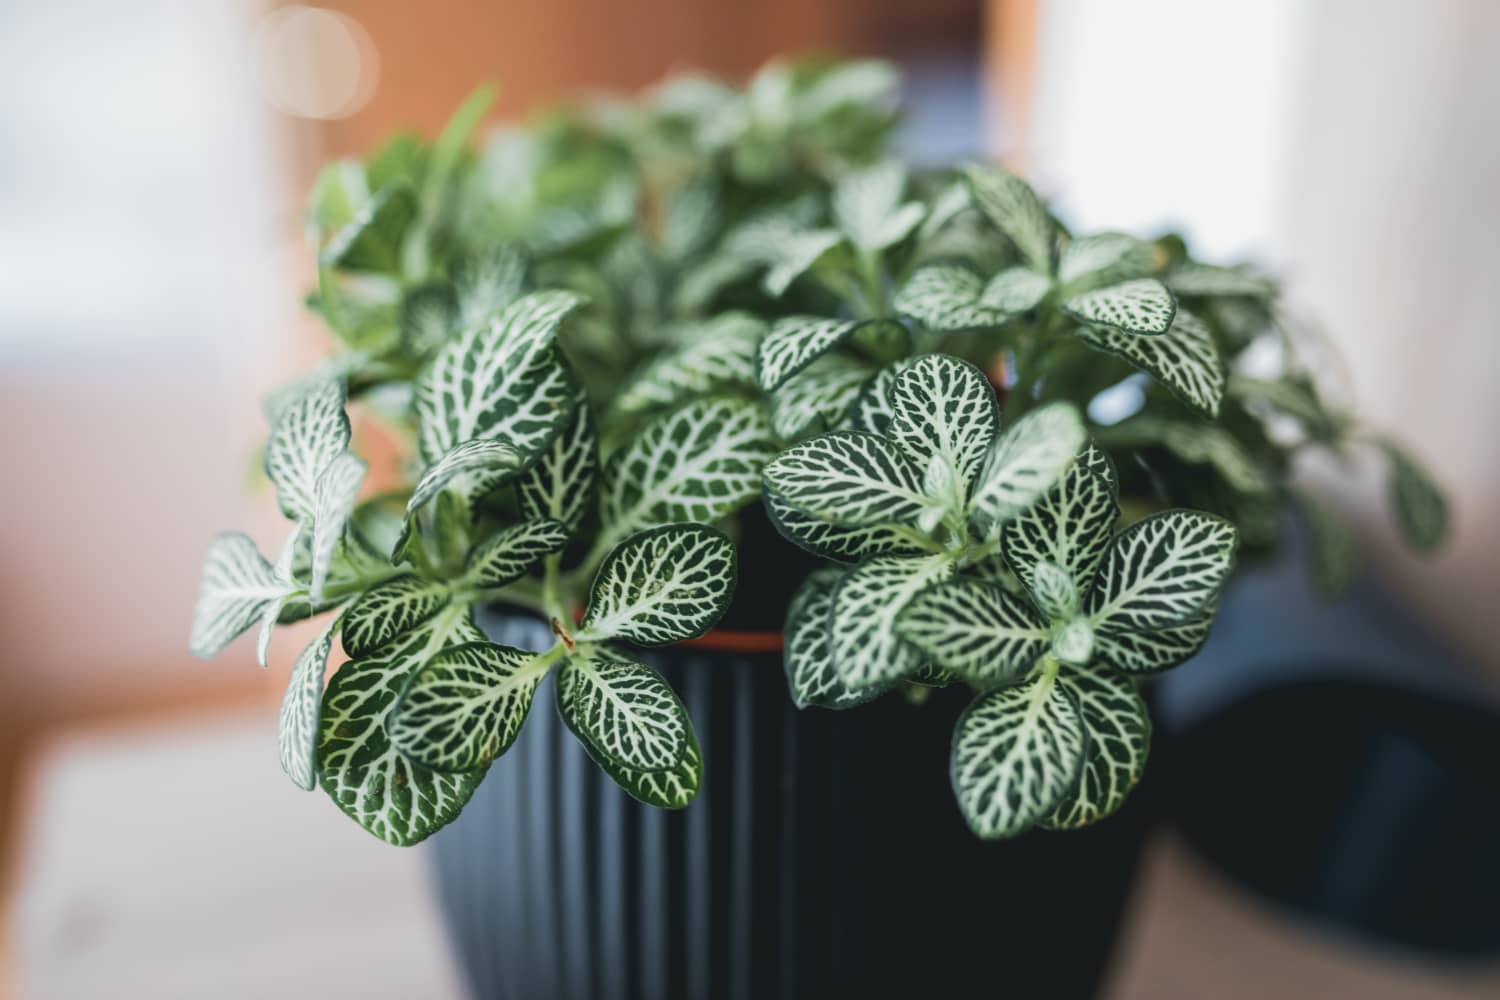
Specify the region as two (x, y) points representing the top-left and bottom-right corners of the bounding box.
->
(193, 58), (1446, 995)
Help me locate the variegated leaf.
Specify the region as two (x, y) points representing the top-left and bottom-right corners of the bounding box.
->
(587, 715), (704, 809)
(1001, 443), (1118, 595)
(1057, 233), (1154, 288)
(1087, 510), (1237, 632)
(962, 163), (1055, 274)
(1030, 561), (1079, 621)
(756, 315), (861, 390)
(264, 378), (351, 522)
(950, 674), (1087, 839)
(394, 439), (525, 561)
(615, 313), (764, 416)
(310, 452), (367, 601)
(894, 265), (1008, 332)
(454, 245), (527, 329)
(832, 160), (924, 251)
(784, 569), (873, 710)
(763, 229), (844, 297)
(763, 486), (925, 563)
(318, 617), (485, 846)
(1165, 261), (1275, 299)
(847, 361), (912, 434)
(1381, 439), (1448, 552)
(1075, 309), (1224, 418)
(461, 519), (569, 589)
(278, 618), (336, 790)
(578, 523), (735, 646)
(321, 184), (417, 274)
(517, 403), (597, 533)
(894, 578), (1048, 687)
(191, 533), (292, 659)
(555, 653), (690, 772)
(399, 283), (457, 356)
(763, 430), (926, 528)
(969, 402), (1086, 526)
(598, 396), (775, 549)
(1050, 618), (1094, 666)
(414, 289), (585, 463)
(1043, 663), (1150, 829)
(388, 641), (551, 772)
(830, 554), (956, 691)
(888, 354), (999, 493)
(977, 267), (1052, 313)
(769, 354), (874, 440)
(341, 575), (452, 657)
(1061, 278), (1176, 335)
(1094, 615), (1212, 674)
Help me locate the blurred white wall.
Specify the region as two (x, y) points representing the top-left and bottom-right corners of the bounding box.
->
(1024, 0), (1500, 671)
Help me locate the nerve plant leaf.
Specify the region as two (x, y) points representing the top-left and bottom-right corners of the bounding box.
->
(278, 618), (337, 791)
(414, 289), (585, 463)
(895, 578), (1048, 687)
(1057, 233), (1155, 289)
(950, 673), (1087, 839)
(893, 265), (1048, 333)
(763, 431), (926, 527)
(1165, 261), (1276, 299)
(342, 575), (452, 658)
(1074, 309), (1225, 418)
(310, 451), (367, 601)
(517, 402), (598, 533)
(191, 532), (293, 659)
(461, 519), (570, 589)
(968, 402), (1085, 526)
(318, 617), (487, 846)
(394, 439), (525, 561)
(1087, 510), (1237, 633)
(962, 163), (1055, 274)
(264, 378), (351, 523)
(1061, 278), (1176, 335)
(1043, 663), (1149, 830)
(1001, 444), (1119, 594)
(321, 183), (418, 274)
(830, 554), (955, 691)
(784, 569), (874, 709)
(388, 641), (550, 772)
(578, 524), (735, 645)
(763, 486), (925, 563)
(832, 160), (924, 252)
(1029, 561), (1080, 621)
(768, 353), (874, 440)
(615, 313), (763, 416)
(762, 230), (844, 297)
(1380, 438), (1449, 552)
(555, 654), (691, 772)
(757, 316), (874, 391)
(586, 721), (704, 809)
(887, 354), (998, 493)
(1093, 614), (1212, 674)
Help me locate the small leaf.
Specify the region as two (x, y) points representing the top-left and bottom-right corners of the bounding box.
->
(342, 575), (452, 658)
(264, 378), (351, 523)
(599, 396), (775, 548)
(1057, 233), (1154, 288)
(950, 674), (1087, 839)
(1001, 443), (1119, 596)
(191, 533), (292, 659)
(756, 316), (861, 390)
(462, 519), (570, 589)
(977, 267), (1052, 313)
(517, 403), (598, 533)
(278, 618), (337, 791)
(962, 163), (1055, 274)
(769, 354), (874, 440)
(394, 439), (526, 561)
(388, 641), (550, 772)
(895, 578), (1049, 687)
(830, 554), (956, 691)
(615, 313), (763, 416)
(318, 618), (486, 846)
(969, 402), (1086, 526)
(832, 160), (925, 251)
(1061, 278), (1176, 335)
(1165, 261), (1275, 299)
(415, 289), (585, 463)
(454, 245), (527, 330)
(1228, 374), (1339, 442)
(763, 229), (845, 297)
(1043, 663), (1150, 829)
(763, 430), (927, 528)
(1380, 439), (1449, 551)
(1094, 615), (1212, 674)
(399, 283), (458, 356)
(321, 184), (418, 274)
(785, 569), (875, 709)
(1295, 491), (1358, 597)
(1101, 417), (1268, 494)
(556, 653), (690, 772)
(763, 486), (925, 563)
(1030, 561), (1080, 621)
(1050, 619), (1094, 666)
(1088, 510), (1237, 632)
(579, 523), (736, 646)
(894, 265), (1009, 333)
(1075, 309), (1225, 418)
(310, 452), (367, 601)
(888, 355), (999, 495)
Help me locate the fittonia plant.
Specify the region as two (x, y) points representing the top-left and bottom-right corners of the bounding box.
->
(192, 59), (1447, 845)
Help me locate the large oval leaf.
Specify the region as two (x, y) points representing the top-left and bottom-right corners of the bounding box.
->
(756, 315), (861, 390)
(968, 402), (1085, 526)
(763, 430), (926, 528)
(1060, 278), (1176, 335)
(578, 523), (736, 646)
(342, 575), (451, 658)
(1000, 443), (1118, 596)
(555, 654), (690, 772)
(1087, 510), (1237, 632)
(784, 568), (874, 710)
(829, 554), (956, 691)
(763, 485), (924, 563)
(895, 578), (1049, 687)
(1074, 309), (1224, 418)
(1043, 663), (1150, 829)
(461, 519), (570, 590)
(887, 354), (999, 493)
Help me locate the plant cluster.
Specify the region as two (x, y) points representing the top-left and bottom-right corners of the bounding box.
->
(193, 59), (1446, 845)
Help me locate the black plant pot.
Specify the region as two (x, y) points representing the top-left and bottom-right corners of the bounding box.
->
(428, 608), (1157, 1000)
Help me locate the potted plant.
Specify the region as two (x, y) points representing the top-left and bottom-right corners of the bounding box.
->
(192, 59), (1447, 997)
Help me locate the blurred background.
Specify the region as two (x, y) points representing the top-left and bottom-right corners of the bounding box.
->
(1, 0), (1497, 997)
